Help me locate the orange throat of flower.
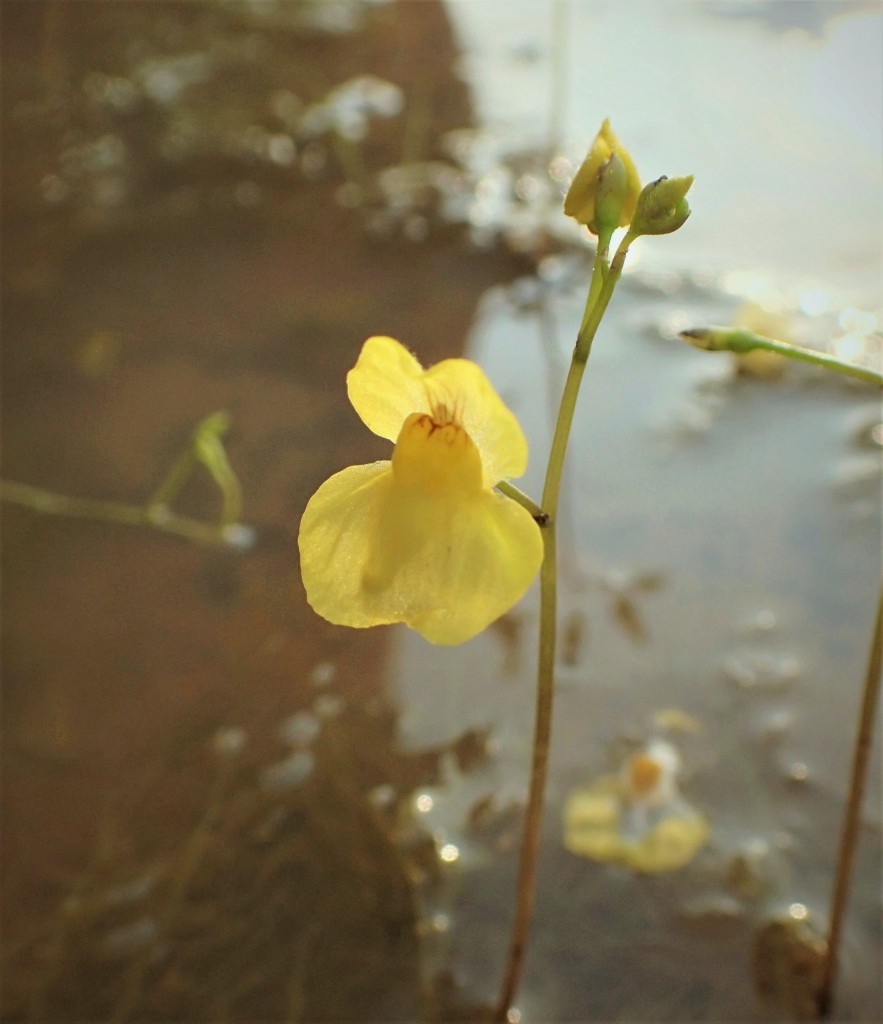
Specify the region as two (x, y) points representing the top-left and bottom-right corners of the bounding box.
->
(391, 412), (483, 494)
(626, 753), (664, 799)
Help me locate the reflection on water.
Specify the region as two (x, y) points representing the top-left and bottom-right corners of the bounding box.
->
(2, 0), (880, 1021)
(447, 0), (883, 298)
(392, 1), (882, 1020)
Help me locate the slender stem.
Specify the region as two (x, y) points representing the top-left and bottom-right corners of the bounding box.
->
(494, 237), (632, 1021)
(680, 327), (883, 388)
(496, 480), (548, 524)
(1, 479), (240, 547)
(148, 448), (197, 510)
(585, 229), (611, 312)
(817, 583), (883, 1018)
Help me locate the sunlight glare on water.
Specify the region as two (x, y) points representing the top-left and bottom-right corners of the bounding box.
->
(391, 2), (882, 1018)
(445, 0), (883, 300)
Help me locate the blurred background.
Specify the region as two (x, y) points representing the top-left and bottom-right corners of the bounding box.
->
(1, 1), (880, 1021)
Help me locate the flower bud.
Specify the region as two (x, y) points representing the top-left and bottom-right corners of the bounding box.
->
(630, 175), (693, 236)
(591, 153), (629, 236)
(564, 118), (641, 233)
(680, 326), (755, 353)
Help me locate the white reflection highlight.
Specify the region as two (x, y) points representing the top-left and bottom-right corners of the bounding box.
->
(789, 902), (809, 921)
(439, 843), (460, 863)
(798, 288), (828, 317)
(838, 307), (878, 335)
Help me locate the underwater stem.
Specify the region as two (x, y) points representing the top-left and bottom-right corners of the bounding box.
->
(1, 479), (243, 547)
(494, 238), (631, 1020)
(817, 583), (883, 1018)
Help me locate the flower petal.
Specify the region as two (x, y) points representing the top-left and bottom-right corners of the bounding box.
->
(346, 336), (429, 442)
(423, 358), (528, 486)
(564, 118), (641, 228)
(563, 777), (710, 873)
(346, 336), (529, 486)
(368, 483), (543, 644)
(298, 462), (398, 629)
(298, 463), (543, 645)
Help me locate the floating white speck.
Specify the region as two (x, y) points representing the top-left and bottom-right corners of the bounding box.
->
(310, 661), (335, 687)
(260, 750), (315, 791)
(213, 726), (247, 758)
(278, 711), (320, 748)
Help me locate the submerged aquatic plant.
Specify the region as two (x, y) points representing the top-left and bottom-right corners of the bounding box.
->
(0, 411), (253, 548)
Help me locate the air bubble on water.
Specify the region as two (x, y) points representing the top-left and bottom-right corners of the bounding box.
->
(213, 726), (247, 758)
(310, 661), (335, 687)
(270, 89), (303, 128)
(548, 154), (572, 182)
(103, 872), (158, 908)
(221, 523), (257, 550)
(313, 693), (344, 719)
(722, 650), (802, 691)
(136, 53), (211, 106)
(403, 214), (429, 242)
(278, 710), (321, 747)
(102, 916), (160, 957)
(40, 174), (69, 204)
(259, 750), (315, 791)
(438, 842), (460, 864)
(743, 608), (778, 634)
(267, 133), (296, 166)
(368, 784), (396, 809)
(415, 793), (434, 813)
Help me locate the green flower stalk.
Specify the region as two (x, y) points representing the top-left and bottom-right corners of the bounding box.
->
(681, 325), (883, 387)
(494, 123), (692, 1021)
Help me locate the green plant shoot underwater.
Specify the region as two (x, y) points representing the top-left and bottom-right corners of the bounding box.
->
(296, 118), (880, 1021)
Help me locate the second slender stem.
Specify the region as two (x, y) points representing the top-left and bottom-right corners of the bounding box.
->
(817, 584), (883, 1017)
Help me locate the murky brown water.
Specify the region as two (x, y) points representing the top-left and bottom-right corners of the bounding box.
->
(2, 1), (880, 1022)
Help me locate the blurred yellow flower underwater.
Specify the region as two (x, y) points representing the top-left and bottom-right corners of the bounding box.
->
(298, 336), (544, 645)
(563, 740), (710, 873)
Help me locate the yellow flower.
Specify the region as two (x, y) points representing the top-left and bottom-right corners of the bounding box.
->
(563, 740), (710, 873)
(298, 336), (544, 645)
(564, 118), (641, 230)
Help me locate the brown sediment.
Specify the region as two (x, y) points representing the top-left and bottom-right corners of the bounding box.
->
(1, 2), (529, 1019)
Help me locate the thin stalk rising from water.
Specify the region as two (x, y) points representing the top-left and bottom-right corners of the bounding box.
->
(494, 232), (634, 1021)
(817, 583), (883, 1017)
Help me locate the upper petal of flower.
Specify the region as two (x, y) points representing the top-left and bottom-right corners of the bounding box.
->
(346, 335), (429, 442)
(346, 335), (529, 487)
(422, 357), (528, 486)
